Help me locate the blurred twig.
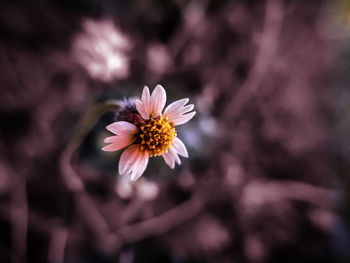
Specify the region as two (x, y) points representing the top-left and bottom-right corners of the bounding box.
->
(60, 101), (121, 192)
(0, 201), (68, 263)
(241, 180), (339, 209)
(0, 42), (32, 100)
(48, 225), (68, 263)
(59, 101), (121, 252)
(224, 0), (284, 119)
(10, 175), (28, 263)
(115, 196), (203, 245)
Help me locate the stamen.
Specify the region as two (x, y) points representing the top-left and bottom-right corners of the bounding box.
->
(138, 116), (177, 156)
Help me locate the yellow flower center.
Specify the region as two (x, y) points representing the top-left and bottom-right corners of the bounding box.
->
(138, 116), (177, 157)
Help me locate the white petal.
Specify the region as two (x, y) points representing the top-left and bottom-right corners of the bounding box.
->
(150, 84), (166, 117)
(181, 104), (194, 114)
(164, 104), (194, 121)
(141, 86), (151, 118)
(172, 137), (188, 157)
(104, 136), (117, 143)
(162, 151), (175, 169)
(102, 134), (136, 152)
(162, 147), (182, 169)
(170, 148), (181, 165)
(119, 144), (142, 175)
(163, 98), (195, 125)
(166, 103), (191, 117)
(135, 99), (149, 120)
(130, 151), (149, 181)
(118, 145), (149, 181)
(172, 111), (196, 125)
(164, 98), (189, 116)
(106, 121), (138, 135)
(141, 86), (151, 103)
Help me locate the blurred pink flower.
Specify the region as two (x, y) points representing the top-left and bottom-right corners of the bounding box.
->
(72, 19), (130, 82)
(103, 85), (196, 181)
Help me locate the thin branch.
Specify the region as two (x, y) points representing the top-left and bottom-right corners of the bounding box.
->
(114, 196), (203, 246)
(242, 180), (339, 210)
(0, 42), (32, 99)
(224, 0), (284, 119)
(48, 225), (68, 263)
(60, 101), (121, 192)
(59, 101), (121, 248)
(10, 177), (28, 263)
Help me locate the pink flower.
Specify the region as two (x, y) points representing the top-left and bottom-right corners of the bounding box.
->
(103, 85), (196, 181)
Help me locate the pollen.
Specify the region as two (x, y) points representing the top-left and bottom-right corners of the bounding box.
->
(138, 116), (177, 157)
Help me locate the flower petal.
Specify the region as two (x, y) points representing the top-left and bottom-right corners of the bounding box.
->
(104, 136), (117, 143)
(103, 122), (138, 152)
(135, 99), (149, 120)
(164, 104), (194, 121)
(141, 86), (151, 117)
(171, 148), (181, 165)
(106, 121), (138, 135)
(163, 98), (189, 116)
(102, 134), (136, 152)
(130, 151), (149, 181)
(171, 111), (196, 125)
(136, 85), (166, 120)
(162, 151), (175, 169)
(180, 104), (194, 114)
(163, 97), (195, 126)
(119, 144), (141, 175)
(119, 145), (149, 180)
(172, 137), (188, 158)
(162, 148), (181, 169)
(150, 84), (166, 117)
(141, 86), (151, 104)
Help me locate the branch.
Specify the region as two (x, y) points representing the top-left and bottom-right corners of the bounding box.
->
(9, 173), (28, 263)
(224, 0), (284, 119)
(115, 196), (204, 245)
(241, 180), (339, 210)
(59, 101), (121, 250)
(60, 101), (121, 192)
(48, 225), (68, 263)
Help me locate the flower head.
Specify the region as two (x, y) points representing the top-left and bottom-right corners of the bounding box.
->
(73, 19), (130, 82)
(103, 85), (196, 181)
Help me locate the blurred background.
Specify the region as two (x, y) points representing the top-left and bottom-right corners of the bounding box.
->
(1, 0), (350, 262)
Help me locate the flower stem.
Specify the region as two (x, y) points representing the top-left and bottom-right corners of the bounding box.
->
(61, 100), (121, 191)
(67, 101), (121, 154)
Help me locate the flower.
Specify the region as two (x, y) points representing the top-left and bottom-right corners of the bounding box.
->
(102, 85), (196, 181)
(73, 19), (130, 82)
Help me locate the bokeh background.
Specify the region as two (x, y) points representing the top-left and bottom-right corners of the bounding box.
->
(1, 0), (350, 262)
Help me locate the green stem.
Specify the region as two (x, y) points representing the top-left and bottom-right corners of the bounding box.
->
(66, 100), (121, 162)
